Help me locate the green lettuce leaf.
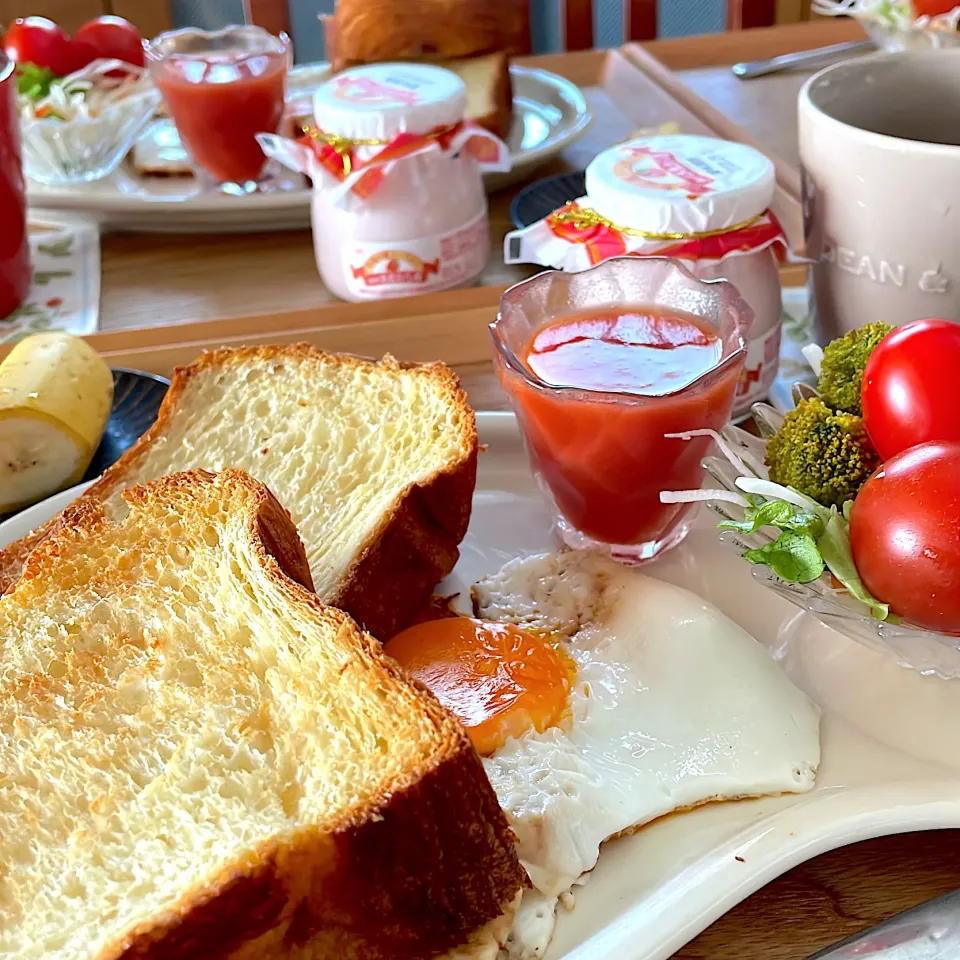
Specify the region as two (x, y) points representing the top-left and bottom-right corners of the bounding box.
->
(724, 494), (890, 621)
(720, 499), (824, 539)
(744, 531), (826, 584)
(16, 62), (57, 101)
(817, 509), (890, 621)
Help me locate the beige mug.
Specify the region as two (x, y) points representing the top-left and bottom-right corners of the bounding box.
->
(798, 51), (960, 342)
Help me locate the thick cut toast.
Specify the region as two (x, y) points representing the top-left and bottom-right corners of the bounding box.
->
(0, 346), (478, 640)
(0, 470), (524, 960)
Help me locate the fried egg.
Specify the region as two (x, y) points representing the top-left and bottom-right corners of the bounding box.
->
(387, 550), (821, 959)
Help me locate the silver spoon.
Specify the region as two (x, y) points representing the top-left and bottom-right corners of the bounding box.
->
(732, 40), (875, 79)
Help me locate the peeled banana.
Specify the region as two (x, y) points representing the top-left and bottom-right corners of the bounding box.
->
(0, 333), (114, 513)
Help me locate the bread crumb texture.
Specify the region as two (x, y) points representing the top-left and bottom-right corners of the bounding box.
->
(0, 470), (521, 960)
(0, 346), (479, 640)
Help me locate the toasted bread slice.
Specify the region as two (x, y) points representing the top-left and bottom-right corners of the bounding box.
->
(0, 469), (524, 960)
(0, 346), (478, 640)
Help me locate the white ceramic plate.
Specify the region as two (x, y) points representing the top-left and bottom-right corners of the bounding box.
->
(5, 412), (960, 959)
(25, 65), (590, 234)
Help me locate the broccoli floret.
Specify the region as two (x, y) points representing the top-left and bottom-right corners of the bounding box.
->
(765, 397), (879, 508)
(817, 321), (892, 415)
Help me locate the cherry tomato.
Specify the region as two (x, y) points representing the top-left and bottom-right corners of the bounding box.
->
(849, 441), (960, 633)
(913, 0), (959, 16)
(74, 16), (144, 68)
(861, 318), (960, 460)
(66, 39), (98, 73)
(2, 17), (76, 76)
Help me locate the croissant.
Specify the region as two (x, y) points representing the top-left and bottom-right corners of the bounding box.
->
(325, 0), (526, 70)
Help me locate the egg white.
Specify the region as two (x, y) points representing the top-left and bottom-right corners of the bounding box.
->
(471, 550), (821, 959)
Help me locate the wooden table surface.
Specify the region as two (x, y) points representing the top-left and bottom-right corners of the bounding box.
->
(86, 19), (960, 959)
(91, 24), (848, 337)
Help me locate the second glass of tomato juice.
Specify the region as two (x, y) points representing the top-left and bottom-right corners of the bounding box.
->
(491, 257), (751, 561)
(145, 25), (290, 187)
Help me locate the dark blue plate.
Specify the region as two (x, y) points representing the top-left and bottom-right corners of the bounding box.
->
(84, 368), (169, 480)
(509, 170), (586, 229)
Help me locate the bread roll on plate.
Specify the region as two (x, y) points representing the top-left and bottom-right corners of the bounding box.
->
(325, 0), (526, 70)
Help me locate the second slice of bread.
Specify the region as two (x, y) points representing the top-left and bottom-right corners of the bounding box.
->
(0, 346), (478, 639)
(0, 469), (524, 959)
(445, 53), (513, 141)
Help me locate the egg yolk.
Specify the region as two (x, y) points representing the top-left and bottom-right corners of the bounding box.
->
(385, 617), (575, 756)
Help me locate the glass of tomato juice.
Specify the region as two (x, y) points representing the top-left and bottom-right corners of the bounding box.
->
(0, 51), (30, 319)
(491, 257), (751, 562)
(146, 25), (291, 187)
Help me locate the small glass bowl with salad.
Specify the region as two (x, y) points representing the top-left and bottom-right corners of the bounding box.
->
(814, 0), (960, 50)
(18, 59), (160, 185)
(664, 319), (960, 679)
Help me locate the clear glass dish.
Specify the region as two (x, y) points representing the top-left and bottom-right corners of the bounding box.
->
(865, 19), (960, 51)
(20, 72), (160, 185)
(814, 1), (960, 50)
(708, 398), (960, 679)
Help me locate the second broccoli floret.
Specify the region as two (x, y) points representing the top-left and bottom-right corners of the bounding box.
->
(765, 397), (879, 508)
(817, 321), (892, 415)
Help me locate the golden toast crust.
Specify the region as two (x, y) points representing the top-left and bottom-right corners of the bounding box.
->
(8, 470), (523, 960)
(0, 345), (479, 641)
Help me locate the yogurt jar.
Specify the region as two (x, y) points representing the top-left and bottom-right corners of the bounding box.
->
(260, 63), (509, 302)
(504, 135), (787, 417)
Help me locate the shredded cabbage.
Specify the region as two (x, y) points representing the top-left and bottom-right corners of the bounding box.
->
(19, 59), (150, 122)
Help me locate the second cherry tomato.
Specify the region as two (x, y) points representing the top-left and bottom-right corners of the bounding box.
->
(75, 16), (145, 67)
(67, 39), (98, 73)
(861, 318), (960, 460)
(2, 17), (76, 75)
(849, 441), (960, 634)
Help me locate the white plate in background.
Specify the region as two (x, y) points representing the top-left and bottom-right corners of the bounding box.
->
(26, 65), (591, 234)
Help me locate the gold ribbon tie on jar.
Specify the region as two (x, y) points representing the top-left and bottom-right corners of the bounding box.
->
(308, 123), (462, 176)
(550, 205), (765, 242)
(307, 129), (388, 176)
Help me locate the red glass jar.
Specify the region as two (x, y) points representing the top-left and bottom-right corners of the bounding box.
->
(0, 52), (30, 319)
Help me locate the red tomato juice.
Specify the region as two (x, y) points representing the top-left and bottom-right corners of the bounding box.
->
(508, 307), (742, 546)
(154, 52), (286, 183)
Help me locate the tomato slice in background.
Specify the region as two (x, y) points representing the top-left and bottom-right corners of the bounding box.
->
(861, 318), (960, 460)
(74, 16), (145, 68)
(849, 441), (960, 634)
(2, 17), (77, 76)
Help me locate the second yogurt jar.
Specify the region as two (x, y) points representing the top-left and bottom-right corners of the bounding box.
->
(505, 135), (788, 417)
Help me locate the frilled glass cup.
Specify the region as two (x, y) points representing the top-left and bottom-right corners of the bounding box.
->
(490, 257), (751, 562)
(146, 25), (291, 189)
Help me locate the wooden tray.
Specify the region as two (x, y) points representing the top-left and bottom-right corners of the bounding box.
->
(90, 285), (511, 410)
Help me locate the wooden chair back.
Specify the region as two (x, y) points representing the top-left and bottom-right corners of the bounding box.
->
(0, 0), (810, 58)
(562, 0), (808, 49)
